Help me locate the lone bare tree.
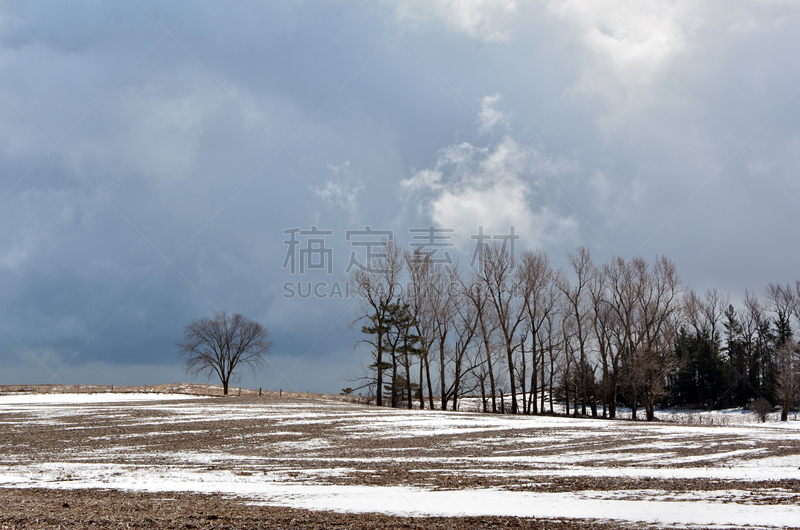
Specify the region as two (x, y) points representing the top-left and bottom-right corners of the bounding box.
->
(177, 311), (271, 395)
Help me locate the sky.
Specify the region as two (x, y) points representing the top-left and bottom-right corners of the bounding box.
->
(1, 0), (799, 394)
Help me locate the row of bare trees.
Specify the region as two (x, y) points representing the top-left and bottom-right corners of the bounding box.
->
(348, 239), (800, 420)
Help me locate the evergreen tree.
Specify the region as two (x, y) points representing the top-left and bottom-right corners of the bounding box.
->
(361, 301), (394, 403)
(753, 319), (778, 404)
(671, 327), (727, 408)
(722, 305), (751, 406)
(382, 301), (422, 408)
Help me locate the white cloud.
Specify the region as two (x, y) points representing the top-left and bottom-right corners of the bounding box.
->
(477, 94), (511, 135)
(400, 168), (442, 193)
(402, 136), (579, 249)
(548, 1), (799, 100)
(311, 161), (364, 218)
(547, 0), (697, 96)
(392, 0), (518, 42)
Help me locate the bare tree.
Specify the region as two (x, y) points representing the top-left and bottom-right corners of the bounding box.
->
(177, 311), (271, 395)
(559, 298), (578, 415)
(603, 255), (681, 420)
(350, 238), (403, 407)
(766, 282), (796, 344)
(460, 340), (489, 412)
(557, 247), (596, 416)
(519, 249), (554, 414)
(588, 264), (612, 417)
(462, 277), (501, 413)
(741, 289), (780, 405)
(638, 256), (682, 420)
(449, 281), (480, 410)
(406, 249), (438, 409)
(429, 264), (458, 410)
(540, 286), (564, 414)
(776, 339), (800, 421)
(478, 242), (530, 414)
(794, 280), (800, 322)
(346, 244), (800, 419)
(702, 288), (729, 342)
(682, 289), (704, 337)
(603, 256), (640, 418)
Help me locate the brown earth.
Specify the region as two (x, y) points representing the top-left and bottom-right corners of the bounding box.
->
(0, 488), (732, 529)
(2, 390), (799, 528)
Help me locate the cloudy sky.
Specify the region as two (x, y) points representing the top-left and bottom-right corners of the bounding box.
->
(1, 1), (799, 393)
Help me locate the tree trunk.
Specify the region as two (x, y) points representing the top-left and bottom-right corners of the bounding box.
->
(539, 349), (546, 414)
(452, 349), (462, 412)
(439, 337), (448, 411)
(487, 354), (497, 413)
(404, 341), (412, 410)
(483, 340), (497, 413)
(419, 351), (425, 410)
(506, 342), (518, 414)
(580, 341), (587, 416)
(391, 351), (398, 408)
(519, 338), (528, 414)
(602, 353), (609, 418)
(376, 329), (384, 407)
(547, 345), (554, 414)
(609, 366), (618, 418)
(573, 380), (579, 416)
(425, 350), (435, 410)
(530, 334), (538, 415)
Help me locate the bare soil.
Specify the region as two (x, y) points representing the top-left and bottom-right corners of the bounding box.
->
(0, 488), (664, 529)
(2, 388), (799, 528)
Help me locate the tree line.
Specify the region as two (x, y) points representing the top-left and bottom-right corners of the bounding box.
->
(347, 240), (800, 421)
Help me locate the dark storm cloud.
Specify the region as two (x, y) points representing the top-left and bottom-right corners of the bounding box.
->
(2, 0), (799, 392)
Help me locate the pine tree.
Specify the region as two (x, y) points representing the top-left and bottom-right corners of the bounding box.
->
(382, 301), (422, 408)
(723, 305), (751, 406)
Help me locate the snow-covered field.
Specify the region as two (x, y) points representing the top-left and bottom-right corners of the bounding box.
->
(1, 393), (799, 528)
